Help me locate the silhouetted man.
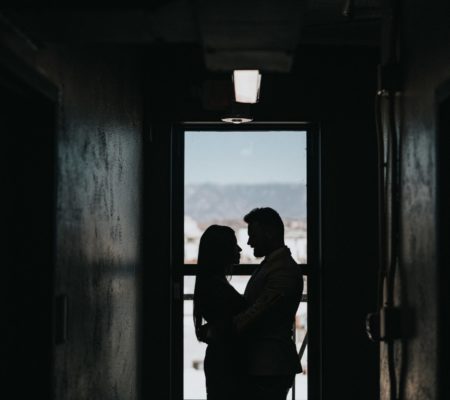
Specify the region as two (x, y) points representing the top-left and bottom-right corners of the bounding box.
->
(233, 207), (303, 400)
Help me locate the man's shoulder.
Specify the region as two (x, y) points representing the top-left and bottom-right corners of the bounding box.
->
(266, 247), (298, 265)
(265, 249), (301, 275)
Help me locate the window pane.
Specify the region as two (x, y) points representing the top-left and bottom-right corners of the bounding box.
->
(184, 128), (308, 400)
(184, 130), (307, 264)
(290, 299), (308, 400)
(228, 275), (251, 294)
(184, 276), (196, 295)
(183, 297), (207, 400)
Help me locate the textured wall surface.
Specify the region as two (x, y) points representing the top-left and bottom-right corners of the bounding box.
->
(48, 48), (143, 400)
(380, 1), (450, 399)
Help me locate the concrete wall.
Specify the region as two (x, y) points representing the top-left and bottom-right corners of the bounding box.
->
(49, 48), (143, 400)
(380, 0), (450, 399)
(1, 33), (143, 398)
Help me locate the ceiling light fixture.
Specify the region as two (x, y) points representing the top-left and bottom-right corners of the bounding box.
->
(221, 102), (253, 124)
(221, 116), (253, 124)
(232, 70), (261, 104)
(221, 70), (261, 124)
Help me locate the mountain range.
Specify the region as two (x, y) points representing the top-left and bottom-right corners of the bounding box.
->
(185, 183), (307, 223)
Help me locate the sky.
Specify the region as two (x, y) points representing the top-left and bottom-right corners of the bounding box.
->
(185, 130), (307, 185)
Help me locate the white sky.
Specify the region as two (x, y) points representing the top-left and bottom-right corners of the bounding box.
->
(185, 130), (307, 184)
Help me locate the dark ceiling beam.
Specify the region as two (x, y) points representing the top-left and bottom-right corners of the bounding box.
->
(1, 7), (197, 44)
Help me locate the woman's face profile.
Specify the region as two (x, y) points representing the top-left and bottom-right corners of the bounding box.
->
(198, 226), (242, 268)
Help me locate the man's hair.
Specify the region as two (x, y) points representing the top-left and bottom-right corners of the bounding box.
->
(244, 207), (284, 239)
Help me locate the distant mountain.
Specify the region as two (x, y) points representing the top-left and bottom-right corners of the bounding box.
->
(185, 183), (307, 223)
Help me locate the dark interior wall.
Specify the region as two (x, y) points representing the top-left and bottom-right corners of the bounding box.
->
(142, 122), (173, 400)
(0, 35), (143, 400)
(2, 60), (57, 399)
(144, 45), (380, 399)
(1, 42), (143, 399)
(49, 47), (143, 400)
(380, 1), (450, 399)
(312, 48), (380, 400)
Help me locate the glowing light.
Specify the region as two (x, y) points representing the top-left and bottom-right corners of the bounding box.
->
(233, 70), (261, 104)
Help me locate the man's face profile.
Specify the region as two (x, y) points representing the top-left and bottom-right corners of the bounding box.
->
(247, 222), (268, 258)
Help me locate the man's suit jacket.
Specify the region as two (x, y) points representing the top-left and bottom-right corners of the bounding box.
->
(234, 246), (303, 376)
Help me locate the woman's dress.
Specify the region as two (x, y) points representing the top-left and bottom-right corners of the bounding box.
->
(196, 274), (247, 400)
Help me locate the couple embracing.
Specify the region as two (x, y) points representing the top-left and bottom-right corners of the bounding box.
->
(193, 207), (304, 400)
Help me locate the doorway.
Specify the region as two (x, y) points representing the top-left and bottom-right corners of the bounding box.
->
(170, 123), (321, 400)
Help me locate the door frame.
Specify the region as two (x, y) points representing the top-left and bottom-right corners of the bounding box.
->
(169, 122), (323, 400)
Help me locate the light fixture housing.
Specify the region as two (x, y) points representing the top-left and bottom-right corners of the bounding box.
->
(221, 102), (253, 124)
(221, 116), (253, 124)
(232, 70), (261, 104)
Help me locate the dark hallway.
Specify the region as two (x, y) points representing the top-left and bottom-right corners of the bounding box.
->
(1, 2), (449, 399)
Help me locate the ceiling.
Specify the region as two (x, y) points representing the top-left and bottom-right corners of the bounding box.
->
(1, 1), (381, 72)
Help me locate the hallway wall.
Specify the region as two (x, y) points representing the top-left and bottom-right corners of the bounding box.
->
(1, 33), (144, 398)
(380, 0), (450, 399)
(48, 48), (143, 400)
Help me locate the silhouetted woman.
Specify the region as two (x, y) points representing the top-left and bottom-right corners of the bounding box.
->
(193, 225), (247, 400)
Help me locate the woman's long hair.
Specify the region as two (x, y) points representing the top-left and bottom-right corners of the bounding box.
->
(193, 225), (237, 341)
